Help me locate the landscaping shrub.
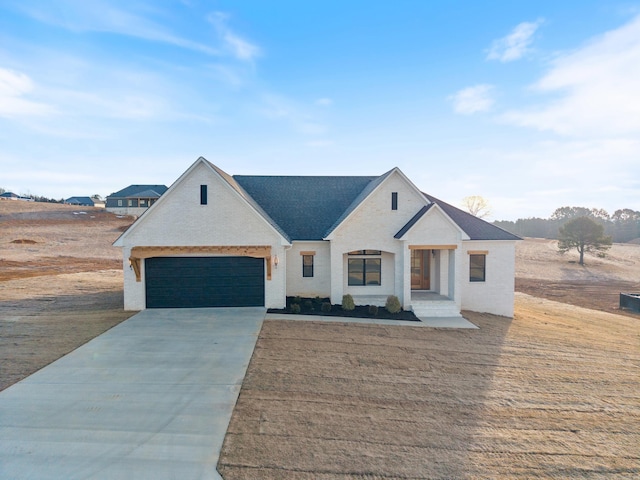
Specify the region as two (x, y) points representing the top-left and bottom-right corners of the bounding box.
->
(303, 299), (313, 311)
(385, 295), (401, 314)
(292, 296), (302, 305)
(367, 305), (379, 316)
(321, 302), (332, 313)
(342, 294), (355, 311)
(290, 303), (301, 314)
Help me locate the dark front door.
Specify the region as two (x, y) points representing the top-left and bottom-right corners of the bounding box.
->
(411, 249), (430, 290)
(145, 256), (265, 308)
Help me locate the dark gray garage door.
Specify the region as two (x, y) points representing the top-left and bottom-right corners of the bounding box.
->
(145, 256), (265, 308)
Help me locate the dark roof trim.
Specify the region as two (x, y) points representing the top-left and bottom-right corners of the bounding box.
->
(423, 193), (521, 241)
(394, 204), (434, 239)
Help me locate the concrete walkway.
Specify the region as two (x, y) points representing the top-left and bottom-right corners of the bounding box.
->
(0, 307), (265, 480)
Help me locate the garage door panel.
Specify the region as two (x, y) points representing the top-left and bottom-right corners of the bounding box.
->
(145, 256), (265, 308)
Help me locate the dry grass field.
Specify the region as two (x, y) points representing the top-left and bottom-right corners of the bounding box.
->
(1, 201), (639, 478)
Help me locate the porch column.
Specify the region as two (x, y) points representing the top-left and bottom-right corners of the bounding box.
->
(401, 242), (411, 308)
(329, 249), (343, 305)
(440, 249), (450, 297)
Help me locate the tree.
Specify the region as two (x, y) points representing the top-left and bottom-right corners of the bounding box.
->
(462, 195), (491, 219)
(551, 206), (610, 221)
(558, 216), (612, 265)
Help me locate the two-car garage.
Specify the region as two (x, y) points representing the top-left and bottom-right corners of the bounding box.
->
(145, 256), (265, 308)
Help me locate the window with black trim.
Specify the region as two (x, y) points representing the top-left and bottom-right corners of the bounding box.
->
(469, 254), (486, 282)
(302, 255), (314, 277)
(200, 185), (207, 205)
(392, 192), (398, 210)
(348, 250), (381, 255)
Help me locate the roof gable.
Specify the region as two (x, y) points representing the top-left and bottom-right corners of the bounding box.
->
(423, 193), (521, 241)
(114, 157), (289, 247)
(324, 167), (429, 240)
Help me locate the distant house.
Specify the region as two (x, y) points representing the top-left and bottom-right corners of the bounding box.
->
(65, 196), (95, 207)
(106, 185), (168, 216)
(0, 192), (20, 200)
(0, 192), (32, 201)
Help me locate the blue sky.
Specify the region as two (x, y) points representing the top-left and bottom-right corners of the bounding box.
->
(1, 1), (639, 220)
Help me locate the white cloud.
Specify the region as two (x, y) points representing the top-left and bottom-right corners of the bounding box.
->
(450, 84), (494, 115)
(315, 97), (333, 106)
(0, 68), (53, 118)
(10, 0), (219, 55)
(208, 12), (260, 62)
(487, 19), (543, 62)
(502, 14), (640, 136)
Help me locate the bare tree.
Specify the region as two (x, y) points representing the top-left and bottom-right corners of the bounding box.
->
(462, 195), (491, 218)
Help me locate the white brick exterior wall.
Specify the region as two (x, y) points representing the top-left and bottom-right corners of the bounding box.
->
(460, 241), (516, 317)
(327, 170), (428, 306)
(117, 161), (288, 310)
(285, 241), (331, 298)
(115, 160), (517, 317)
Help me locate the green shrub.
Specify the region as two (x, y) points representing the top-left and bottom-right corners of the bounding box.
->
(303, 299), (313, 311)
(292, 296), (302, 305)
(321, 302), (332, 313)
(385, 295), (401, 314)
(342, 294), (355, 311)
(290, 303), (301, 314)
(367, 305), (379, 316)
(314, 296), (323, 306)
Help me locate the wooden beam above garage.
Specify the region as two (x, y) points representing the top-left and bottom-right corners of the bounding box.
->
(129, 245), (273, 282)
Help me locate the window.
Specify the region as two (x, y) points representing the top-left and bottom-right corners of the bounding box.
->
(348, 250), (381, 255)
(469, 254), (486, 282)
(391, 192), (398, 210)
(117, 199), (123, 206)
(200, 185), (207, 205)
(348, 258), (381, 285)
(302, 255), (314, 277)
(128, 199), (133, 207)
(140, 199), (147, 207)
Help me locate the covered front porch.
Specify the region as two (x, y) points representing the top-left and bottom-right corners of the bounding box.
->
(408, 246), (461, 318)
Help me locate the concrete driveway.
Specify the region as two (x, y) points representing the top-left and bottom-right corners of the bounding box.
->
(0, 307), (265, 480)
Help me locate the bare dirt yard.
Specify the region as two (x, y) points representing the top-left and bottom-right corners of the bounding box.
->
(1, 202), (639, 478)
(219, 295), (639, 478)
(0, 201), (134, 390)
(515, 237), (640, 317)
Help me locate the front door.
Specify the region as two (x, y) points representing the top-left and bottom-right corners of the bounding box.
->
(411, 249), (430, 290)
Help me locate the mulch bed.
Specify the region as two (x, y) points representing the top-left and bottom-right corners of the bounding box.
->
(267, 297), (420, 321)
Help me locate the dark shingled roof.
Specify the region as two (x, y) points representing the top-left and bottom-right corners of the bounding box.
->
(234, 175), (377, 241)
(423, 193), (521, 241)
(108, 185), (168, 198)
(65, 196), (94, 205)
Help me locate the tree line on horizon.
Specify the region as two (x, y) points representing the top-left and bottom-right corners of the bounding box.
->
(493, 206), (640, 244)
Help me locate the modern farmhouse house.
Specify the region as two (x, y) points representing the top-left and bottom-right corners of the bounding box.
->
(114, 157), (520, 317)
